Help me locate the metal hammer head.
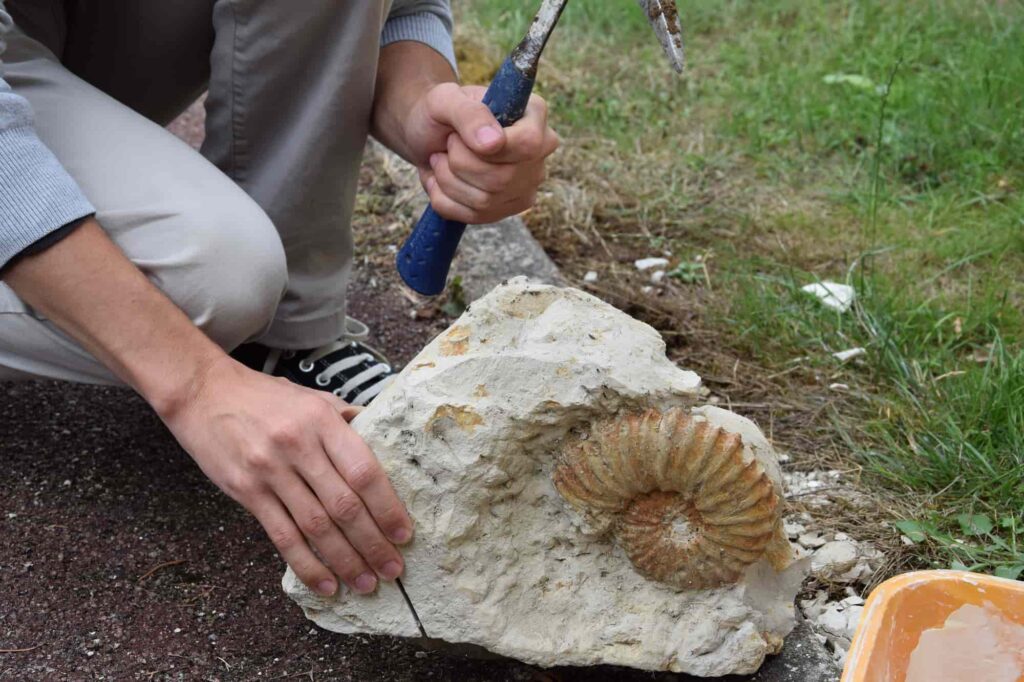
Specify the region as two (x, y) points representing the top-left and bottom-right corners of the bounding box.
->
(637, 0), (685, 72)
(515, 0), (685, 75)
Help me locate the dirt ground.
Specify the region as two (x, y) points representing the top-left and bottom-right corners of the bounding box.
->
(2, 267), (815, 681)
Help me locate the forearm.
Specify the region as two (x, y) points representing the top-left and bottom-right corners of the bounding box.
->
(3, 218), (225, 417)
(371, 41), (457, 163)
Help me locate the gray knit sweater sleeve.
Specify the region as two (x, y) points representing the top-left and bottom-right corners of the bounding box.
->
(0, 8), (95, 271)
(381, 1), (457, 74)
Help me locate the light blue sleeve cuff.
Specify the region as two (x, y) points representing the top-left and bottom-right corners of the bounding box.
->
(0, 111), (96, 270)
(381, 11), (458, 76)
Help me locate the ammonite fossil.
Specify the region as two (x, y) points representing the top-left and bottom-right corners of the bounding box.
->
(553, 407), (782, 590)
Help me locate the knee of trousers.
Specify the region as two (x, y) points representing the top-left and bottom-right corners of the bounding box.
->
(153, 196), (288, 352)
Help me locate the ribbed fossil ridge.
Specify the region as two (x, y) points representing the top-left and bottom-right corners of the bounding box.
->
(553, 408), (781, 590)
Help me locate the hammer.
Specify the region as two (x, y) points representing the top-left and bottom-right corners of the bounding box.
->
(396, 0), (686, 296)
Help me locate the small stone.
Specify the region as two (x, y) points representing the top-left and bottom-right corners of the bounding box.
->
(834, 532), (849, 541)
(816, 603), (849, 638)
(799, 590), (829, 620)
(792, 544), (813, 560)
(829, 383), (850, 391)
(841, 595), (865, 607)
(799, 533), (827, 549)
(811, 541), (861, 580)
(641, 286), (653, 294)
(845, 605), (864, 637)
(650, 270), (666, 284)
(784, 521), (805, 539)
(634, 257), (670, 271)
(583, 271), (598, 284)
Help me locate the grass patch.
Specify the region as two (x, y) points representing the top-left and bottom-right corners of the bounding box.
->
(459, 0), (1024, 578)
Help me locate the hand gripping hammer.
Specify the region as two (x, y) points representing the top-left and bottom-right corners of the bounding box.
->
(396, 0), (686, 296)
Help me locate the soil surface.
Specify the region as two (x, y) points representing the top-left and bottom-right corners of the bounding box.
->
(0, 272), (780, 682)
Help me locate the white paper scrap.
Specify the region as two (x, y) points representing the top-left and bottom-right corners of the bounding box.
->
(832, 347), (866, 363)
(801, 281), (856, 313)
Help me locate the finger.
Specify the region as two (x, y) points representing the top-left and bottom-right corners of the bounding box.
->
(277, 470), (379, 594)
(483, 95), (548, 164)
(429, 152), (493, 211)
(491, 119), (560, 165)
(497, 189), (539, 219)
(446, 135), (518, 193)
(425, 83), (506, 156)
(319, 412), (414, 547)
(295, 386), (363, 423)
(446, 127), (556, 193)
(425, 175), (484, 224)
(302, 455), (405, 582)
(339, 405), (363, 423)
(253, 496), (341, 596)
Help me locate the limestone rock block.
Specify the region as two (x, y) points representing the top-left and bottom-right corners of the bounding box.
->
(283, 278), (805, 676)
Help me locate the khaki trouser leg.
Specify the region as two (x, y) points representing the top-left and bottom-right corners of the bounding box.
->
(0, 1), (389, 382)
(0, 23), (287, 383)
(201, 0), (390, 348)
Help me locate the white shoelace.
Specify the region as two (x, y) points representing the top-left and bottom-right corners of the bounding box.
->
(262, 319), (394, 406)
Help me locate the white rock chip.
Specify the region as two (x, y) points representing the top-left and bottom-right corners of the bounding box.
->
(784, 520), (806, 539)
(635, 257), (670, 271)
(806, 539), (882, 585)
(832, 347), (866, 363)
(583, 270), (598, 283)
(801, 281), (856, 313)
(799, 590), (830, 620)
(811, 541), (860, 579)
(813, 600), (864, 667)
(283, 279), (805, 676)
(798, 533), (828, 549)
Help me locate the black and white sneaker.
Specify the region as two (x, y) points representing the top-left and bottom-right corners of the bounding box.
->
(233, 319), (395, 406)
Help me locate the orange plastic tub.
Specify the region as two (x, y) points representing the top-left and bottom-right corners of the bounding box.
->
(842, 570), (1024, 682)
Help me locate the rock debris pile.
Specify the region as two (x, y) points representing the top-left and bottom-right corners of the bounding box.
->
(783, 502), (884, 665)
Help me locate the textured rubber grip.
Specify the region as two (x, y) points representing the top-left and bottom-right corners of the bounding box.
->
(397, 57), (537, 295)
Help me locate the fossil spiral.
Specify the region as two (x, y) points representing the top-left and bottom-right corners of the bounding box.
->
(553, 407), (781, 590)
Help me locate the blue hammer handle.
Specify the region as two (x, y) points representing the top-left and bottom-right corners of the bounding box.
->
(397, 57), (536, 296)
